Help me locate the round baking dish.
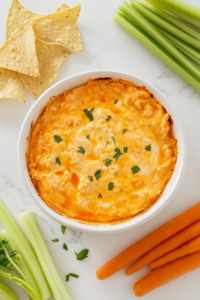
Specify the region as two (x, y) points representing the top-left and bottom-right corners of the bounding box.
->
(18, 70), (186, 233)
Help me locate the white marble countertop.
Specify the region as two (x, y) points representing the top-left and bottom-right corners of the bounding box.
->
(0, 0), (200, 299)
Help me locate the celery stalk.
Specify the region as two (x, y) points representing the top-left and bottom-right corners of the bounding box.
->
(112, 12), (200, 91)
(144, 0), (200, 28)
(19, 211), (72, 300)
(119, 2), (199, 78)
(1, 230), (40, 298)
(168, 41), (200, 66)
(130, 0), (200, 49)
(0, 280), (19, 300)
(0, 269), (39, 300)
(0, 201), (51, 300)
(152, 24), (200, 65)
(136, 0), (200, 40)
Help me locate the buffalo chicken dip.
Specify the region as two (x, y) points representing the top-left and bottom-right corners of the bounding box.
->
(27, 78), (177, 225)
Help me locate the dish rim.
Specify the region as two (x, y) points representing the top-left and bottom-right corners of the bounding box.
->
(17, 69), (187, 234)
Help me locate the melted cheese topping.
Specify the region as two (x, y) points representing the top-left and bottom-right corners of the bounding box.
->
(27, 78), (177, 225)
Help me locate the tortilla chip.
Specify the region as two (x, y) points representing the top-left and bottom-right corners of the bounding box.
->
(20, 39), (70, 99)
(0, 24), (39, 77)
(55, 4), (69, 13)
(7, 0), (69, 41)
(7, 0), (43, 41)
(0, 68), (25, 102)
(33, 5), (82, 52)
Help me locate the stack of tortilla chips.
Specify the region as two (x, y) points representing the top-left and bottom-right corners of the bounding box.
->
(0, 0), (82, 102)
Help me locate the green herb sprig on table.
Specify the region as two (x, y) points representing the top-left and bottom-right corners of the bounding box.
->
(66, 273), (79, 282)
(63, 243), (68, 251)
(51, 239), (59, 243)
(61, 225), (66, 234)
(75, 249), (89, 260)
(0, 237), (39, 299)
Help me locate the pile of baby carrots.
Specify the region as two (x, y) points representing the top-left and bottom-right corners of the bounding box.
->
(96, 203), (200, 296)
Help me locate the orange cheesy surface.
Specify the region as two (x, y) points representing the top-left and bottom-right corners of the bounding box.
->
(27, 78), (177, 225)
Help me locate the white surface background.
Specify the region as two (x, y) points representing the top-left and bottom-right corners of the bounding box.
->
(0, 0), (200, 299)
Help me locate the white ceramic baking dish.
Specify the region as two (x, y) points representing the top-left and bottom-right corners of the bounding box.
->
(18, 70), (186, 233)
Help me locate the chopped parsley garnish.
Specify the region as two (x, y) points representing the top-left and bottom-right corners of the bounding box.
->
(131, 165), (141, 174)
(66, 273), (79, 281)
(75, 248), (89, 260)
(83, 108), (94, 122)
(51, 239), (59, 242)
(108, 182), (115, 190)
(61, 225), (66, 234)
(114, 99), (119, 104)
(94, 169), (101, 181)
(113, 153), (123, 161)
(106, 115), (112, 122)
(70, 273), (79, 278)
(106, 140), (109, 146)
(112, 136), (116, 144)
(55, 157), (61, 165)
(77, 146), (86, 154)
(123, 147), (128, 153)
(86, 135), (90, 140)
(105, 158), (112, 167)
(98, 193), (103, 198)
(123, 129), (127, 134)
(63, 243), (68, 251)
(145, 144), (152, 151)
(113, 148), (123, 161)
(54, 135), (62, 143)
(88, 175), (93, 182)
(66, 274), (70, 282)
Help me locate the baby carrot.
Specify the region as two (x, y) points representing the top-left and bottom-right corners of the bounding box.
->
(126, 220), (200, 275)
(96, 203), (200, 280)
(133, 251), (200, 297)
(149, 235), (200, 270)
